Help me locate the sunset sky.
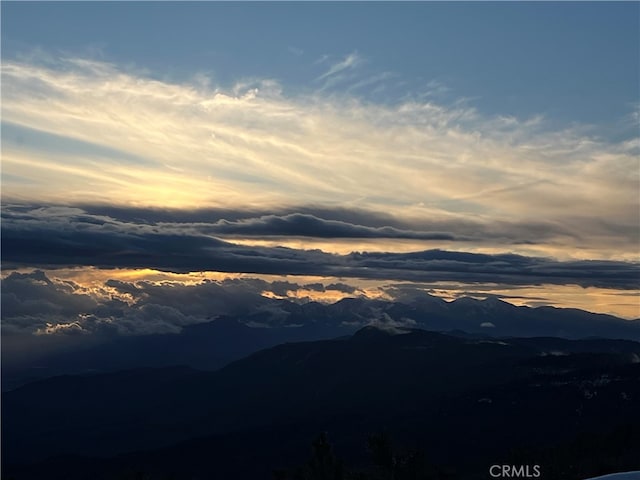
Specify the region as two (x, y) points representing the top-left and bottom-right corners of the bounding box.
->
(1, 1), (639, 342)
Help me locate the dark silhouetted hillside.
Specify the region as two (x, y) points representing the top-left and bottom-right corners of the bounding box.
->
(4, 326), (640, 479)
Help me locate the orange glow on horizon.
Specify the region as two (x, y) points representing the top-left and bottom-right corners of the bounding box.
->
(4, 267), (638, 320)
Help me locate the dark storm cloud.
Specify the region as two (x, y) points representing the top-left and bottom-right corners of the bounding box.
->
(77, 204), (409, 229)
(207, 213), (462, 240)
(76, 203), (587, 245)
(269, 281), (303, 296)
(2, 205), (639, 289)
(326, 283), (357, 294)
(346, 250), (640, 289)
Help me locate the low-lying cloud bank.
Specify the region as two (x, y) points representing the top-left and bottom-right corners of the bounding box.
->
(1, 270), (269, 336)
(2, 205), (638, 290)
(2, 269), (638, 348)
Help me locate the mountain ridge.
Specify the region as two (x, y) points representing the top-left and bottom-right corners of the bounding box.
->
(4, 325), (640, 477)
(4, 294), (638, 391)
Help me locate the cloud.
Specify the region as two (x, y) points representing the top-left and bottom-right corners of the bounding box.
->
(57, 203), (635, 257)
(2, 52), (640, 266)
(288, 46), (304, 56)
(2, 206), (638, 291)
(112, 304), (194, 335)
(0, 267), (368, 339)
(326, 283), (357, 294)
(1, 55), (638, 259)
(267, 281), (302, 297)
(208, 213), (464, 240)
(1, 270), (99, 321)
(1, 270), (111, 336)
(346, 71), (396, 94)
(317, 51), (363, 81)
(365, 310), (418, 332)
(1, 270), (280, 337)
(3, 264), (639, 345)
(76, 204), (410, 230)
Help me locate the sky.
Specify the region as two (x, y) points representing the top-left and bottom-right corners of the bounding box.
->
(1, 1), (639, 341)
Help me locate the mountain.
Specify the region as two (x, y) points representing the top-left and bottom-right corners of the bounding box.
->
(1, 314), (358, 391)
(4, 326), (640, 479)
(4, 295), (638, 392)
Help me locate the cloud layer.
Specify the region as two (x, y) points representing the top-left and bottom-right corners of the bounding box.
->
(1, 56), (638, 259)
(1, 270), (265, 336)
(2, 205), (638, 291)
(3, 269), (638, 346)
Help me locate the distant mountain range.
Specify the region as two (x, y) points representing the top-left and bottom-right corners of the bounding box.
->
(3, 295), (639, 391)
(4, 325), (640, 479)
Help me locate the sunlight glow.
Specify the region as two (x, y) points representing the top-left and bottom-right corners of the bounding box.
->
(7, 267), (637, 320)
(2, 57), (638, 258)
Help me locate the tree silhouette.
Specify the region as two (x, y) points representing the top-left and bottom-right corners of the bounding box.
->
(368, 432), (395, 474)
(305, 432), (345, 480)
(273, 432), (345, 480)
(274, 432), (440, 480)
(366, 431), (439, 480)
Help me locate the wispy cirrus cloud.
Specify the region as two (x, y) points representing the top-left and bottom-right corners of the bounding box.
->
(316, 51), (363, 81)
(1, 55), (638, 259)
